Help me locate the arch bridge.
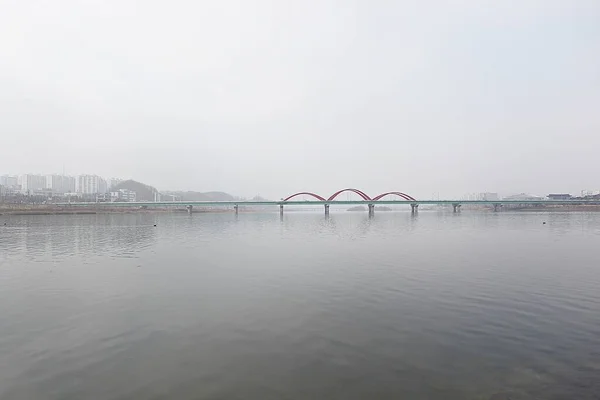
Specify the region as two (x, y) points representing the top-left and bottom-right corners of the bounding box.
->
(282, 188), (418, 215)
(54, 189), (599, 216)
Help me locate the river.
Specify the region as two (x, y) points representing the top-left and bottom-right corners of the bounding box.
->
(1, 211), (599, 399)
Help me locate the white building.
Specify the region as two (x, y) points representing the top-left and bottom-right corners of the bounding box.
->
(110, 189), (136, 202)
(76, 175), (108, 194)
(0, 175), (18, 189)
(503, 193), (544, 201)
(46, 175), (76, 194)
(581, 190), (600, 197)
(19, 174), (47, 194)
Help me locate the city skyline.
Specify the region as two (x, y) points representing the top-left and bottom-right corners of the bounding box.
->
(1, 173), (117, 195)
(1, 171), (598, 200)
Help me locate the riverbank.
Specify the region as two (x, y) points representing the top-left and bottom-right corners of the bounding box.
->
(464, 205), (600, 212)
(0, 205), (240, 215)
(3, 204), (600, 216)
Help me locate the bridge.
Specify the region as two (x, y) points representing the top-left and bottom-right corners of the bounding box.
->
(57, 188), (600, 215)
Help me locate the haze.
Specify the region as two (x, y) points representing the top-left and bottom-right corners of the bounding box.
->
(1, 1), (599, 200)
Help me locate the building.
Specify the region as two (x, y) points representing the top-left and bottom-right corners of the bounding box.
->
(96, 193), (111, 202)
(119, 189), (136, 202)
(76, 175), (108, 194)
(0, 184), (16, 197)
(503, 193), (544, 201)
(46, 175), (76, 194)
(479, 192), (499, 201)
(19, 174), (47, 194)
(0, 183), (19, 196)
(547, 194), (572, 200)
(110, 189), (136, 202)
(0, 175), (18, 189)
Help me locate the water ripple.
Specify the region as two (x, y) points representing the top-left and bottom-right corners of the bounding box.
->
(1, 211), (599, 399)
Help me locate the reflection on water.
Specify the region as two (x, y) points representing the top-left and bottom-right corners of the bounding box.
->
(1, 214), (159, 262)
(1, 211), (599, 399)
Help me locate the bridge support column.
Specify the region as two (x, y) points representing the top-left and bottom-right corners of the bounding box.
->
(452, 203), (461, 213)
(186, 205), (193, 214)
(411, 203), (419, 213)
(324, 204), (330, 216)
(234, 204), (239, 214)
(368, 203), (375, 217)
(280, 204), (284, 216)
(493, 203), (501, 212)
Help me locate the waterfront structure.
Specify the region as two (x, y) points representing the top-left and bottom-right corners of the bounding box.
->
(76, 175), (108, 194)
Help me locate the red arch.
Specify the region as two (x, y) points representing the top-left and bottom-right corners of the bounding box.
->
(372, 192), (416, 201)
(283, 192), (327, 201)
(372, 192), (417, 201)
(327, 188), (372, 201)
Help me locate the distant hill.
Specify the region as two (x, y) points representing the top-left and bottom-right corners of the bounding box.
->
(110, 182), (242, 202)
(162, 191), (237, 201)
(112, 180), (158, 201)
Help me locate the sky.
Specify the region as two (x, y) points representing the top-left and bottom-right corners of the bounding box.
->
(1, 0), (599, 199)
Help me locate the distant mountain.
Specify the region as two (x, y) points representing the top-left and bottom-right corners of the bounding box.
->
(112, 180), (158, 201)
(162, 191), (236, 201)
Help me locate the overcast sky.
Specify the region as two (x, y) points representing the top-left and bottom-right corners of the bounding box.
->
(1, 0), (599, 199)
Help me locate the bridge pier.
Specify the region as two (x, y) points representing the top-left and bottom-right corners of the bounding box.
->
(280, 204), (284, 216)
(234, 204), (239, 214)
(324, 204), (330, 216)
(186, 205), (193, 214)
(411, 203), (419, 213)
(493, 203), (502, 212)
(368, 203), (375, 217)
(452, 203), (461, 213)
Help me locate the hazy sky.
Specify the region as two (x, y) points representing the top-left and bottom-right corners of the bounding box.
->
(1, 1), (599, 199)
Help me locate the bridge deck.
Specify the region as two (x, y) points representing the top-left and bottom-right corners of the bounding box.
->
(55, 200), (600, 207)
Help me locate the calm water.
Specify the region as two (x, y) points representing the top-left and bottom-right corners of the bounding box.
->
(1, 211), (599, 400)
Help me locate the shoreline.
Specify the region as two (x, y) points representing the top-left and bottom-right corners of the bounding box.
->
(0, 206), (237, 215)
(2, 205), (600, 216)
